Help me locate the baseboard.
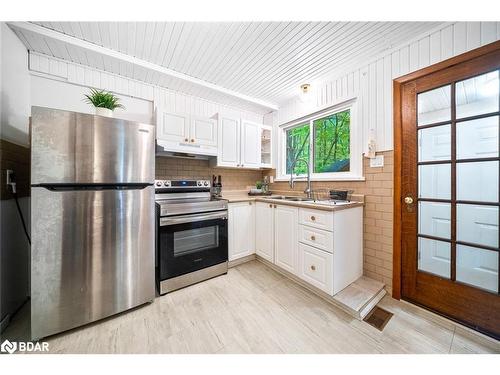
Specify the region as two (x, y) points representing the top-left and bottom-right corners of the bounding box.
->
(228, 254), (256, 268)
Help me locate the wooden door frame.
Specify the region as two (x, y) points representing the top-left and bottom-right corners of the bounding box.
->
(393, 40), (500, 300)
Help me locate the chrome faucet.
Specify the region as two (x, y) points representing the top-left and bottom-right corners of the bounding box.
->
(289, 158), (313, 199)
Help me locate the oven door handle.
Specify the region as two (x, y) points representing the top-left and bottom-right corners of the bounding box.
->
(160, 211), (228, 226)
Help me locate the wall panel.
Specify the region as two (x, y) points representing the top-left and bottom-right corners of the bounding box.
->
(273, 22), (500, 152)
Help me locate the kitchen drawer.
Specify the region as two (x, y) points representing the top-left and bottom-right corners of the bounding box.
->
(299, 208), (333, 231)
(298, 224), (333, 253)
(298, 243), (333, 295)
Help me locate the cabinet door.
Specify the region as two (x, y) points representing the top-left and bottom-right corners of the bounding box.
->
(191, 116), (217, 147)
(218, 116), (240, 167)
(274, 205), (298, 274)
(255, 202), (274, 262)
(298, 243), (333, 294)
(240, 120), (261, 168)
(158, 112), (190, 143)
(228, 202), (255, 261)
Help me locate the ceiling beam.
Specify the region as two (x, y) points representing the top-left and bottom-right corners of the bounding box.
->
(8, 21), (279, 111)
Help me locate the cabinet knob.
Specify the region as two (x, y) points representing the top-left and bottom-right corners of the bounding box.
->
(184, 138), (188, 142)
(269, 204), (272, 208)
(191, 139), (195, 143)
(248, 201), (252, 205)
(311, 216), (316, 221)
(241, 164), (244, 167)
(310, 235), (316, 241)
(310, 265), (316, 271)
(274, 204), (277, 208)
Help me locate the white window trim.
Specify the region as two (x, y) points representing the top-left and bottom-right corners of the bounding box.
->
(276, 98), (364, 182)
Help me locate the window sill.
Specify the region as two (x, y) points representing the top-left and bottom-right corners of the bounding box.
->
(274, 175), (366, 182)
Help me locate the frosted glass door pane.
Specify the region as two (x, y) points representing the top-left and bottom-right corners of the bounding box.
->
(418, 125), (451, 162)
(457, 116), (499, 159)
(456, 245), (498, 293)
(419, 164), (451, 199)
(457, 161), (498, 202)
(457, 204), (499, 248)
(418, 237), (451, 278)
(418, 201), (451, 239)
(456, 71), (499, 119)
(418, 85), (451, 125)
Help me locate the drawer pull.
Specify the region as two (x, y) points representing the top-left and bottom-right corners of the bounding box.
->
(310, 235), (316, 241)
(310, 265), (316, 271)
(311, 215), (316, 221)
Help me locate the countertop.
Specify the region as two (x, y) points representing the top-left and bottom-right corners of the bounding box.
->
(219, 191), (364, 212)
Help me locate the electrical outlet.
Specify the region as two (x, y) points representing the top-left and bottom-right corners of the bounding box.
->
(369, 155), (384, 168)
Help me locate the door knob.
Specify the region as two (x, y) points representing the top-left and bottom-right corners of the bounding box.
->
(404, 196), (414, 204)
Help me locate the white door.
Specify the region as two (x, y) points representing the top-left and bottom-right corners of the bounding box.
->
(218, 115), (240, 167)
(191, 116), (217, 147)
(240, 120), (261, 168)
(255, 202), (274, 262)
(274, 205), (298, 274)
(158, 112), (190, 143)
(228, 202), (255, 261)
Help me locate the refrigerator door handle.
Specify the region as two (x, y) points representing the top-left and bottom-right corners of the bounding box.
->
(32, 183), (153, 191)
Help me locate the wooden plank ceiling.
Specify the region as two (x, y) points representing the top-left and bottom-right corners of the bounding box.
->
(13, 22), (443, 111)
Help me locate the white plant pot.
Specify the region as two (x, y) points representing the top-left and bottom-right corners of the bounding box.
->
(95, 107), (113, 117)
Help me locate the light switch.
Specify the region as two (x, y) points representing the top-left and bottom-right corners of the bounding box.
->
(369, 155), (384, 168)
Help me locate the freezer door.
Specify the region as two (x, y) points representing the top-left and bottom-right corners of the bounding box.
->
(31, 106), (155, 184)
(31, 186), (155, 340)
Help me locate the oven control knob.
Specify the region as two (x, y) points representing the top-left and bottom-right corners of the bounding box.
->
(155, 181), (162, 187)
(204, 181), (209, 186)
(163, 180), (171, 187)
(197, 181), (202, 186)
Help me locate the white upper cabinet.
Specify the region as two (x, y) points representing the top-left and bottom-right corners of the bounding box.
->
(158, 112), (190, 143)
(260, 125), (272, 168)
(156, 110), (218, 156)
(212, 115), (270, 169)
(191, 116), (217, 147)
(240, 120), (261, 168)
(217, 115), (241, 167)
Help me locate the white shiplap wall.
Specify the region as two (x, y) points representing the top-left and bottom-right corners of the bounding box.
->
(29, 52), (264, 125)
(272, 22), (500, 152)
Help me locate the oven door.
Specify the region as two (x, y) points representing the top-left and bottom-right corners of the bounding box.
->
(158, 210), (228, 281)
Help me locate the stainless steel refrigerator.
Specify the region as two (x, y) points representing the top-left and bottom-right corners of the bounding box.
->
(30, 107), (155, 340)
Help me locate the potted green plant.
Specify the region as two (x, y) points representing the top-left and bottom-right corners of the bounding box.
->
(84, 88), (125, 118)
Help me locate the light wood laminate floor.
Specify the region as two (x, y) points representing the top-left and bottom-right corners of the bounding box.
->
(4, 260), (500, 354)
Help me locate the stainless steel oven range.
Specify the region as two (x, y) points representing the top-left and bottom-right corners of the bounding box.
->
(155, 179), (228, 294)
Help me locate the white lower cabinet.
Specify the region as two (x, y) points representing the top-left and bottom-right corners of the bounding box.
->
(298, 243), (333, 294)
(274, 205), (298, 275)
(255, 202), (274, 262)
(228, 202), (255, 261)
(227, 200), (362, 297)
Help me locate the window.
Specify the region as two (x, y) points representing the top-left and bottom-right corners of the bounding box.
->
(278, 100), (362, 181)
(313, 110), (350, 173)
